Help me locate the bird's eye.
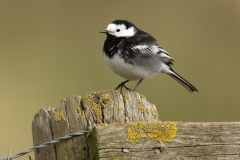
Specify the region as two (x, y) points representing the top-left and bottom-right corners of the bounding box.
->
(116, 29), (120, 32)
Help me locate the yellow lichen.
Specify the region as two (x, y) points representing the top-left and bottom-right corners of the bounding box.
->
(98, 91), (113, 107)
(82, 93), (102, 120)
(136, 98), (153, 117)
(76, 107), (86, 118)
(127, 122), (147, 143)
(127, 121), (177, 144)
(87, 127), (94, 137)
(123, 92), (130, 102)
(151, 107), (159, 119)
(145, 108), (150, 116)
(82, 92), (113, 120)
(97, 123), (110, 126)
(137, 98), (145, 113)
(54, 109), (64, 121)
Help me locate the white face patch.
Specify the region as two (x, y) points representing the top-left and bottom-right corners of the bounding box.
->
(106, 23), (136, 37)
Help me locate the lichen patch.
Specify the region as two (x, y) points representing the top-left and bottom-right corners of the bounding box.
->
(123, 92), (130, 102)
(54, 109), (64, 121)
(82, 91), (113, 121)
(76, 107), (86, 118)
(127, 121), (177, 144)
(98, 91), (113, 107)
(82, 93), (102, 120)
(137, 98), (145, 112)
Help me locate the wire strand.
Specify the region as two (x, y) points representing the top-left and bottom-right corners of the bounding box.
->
(0, 130), (88, 160)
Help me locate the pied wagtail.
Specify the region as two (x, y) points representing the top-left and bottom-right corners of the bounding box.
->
(99, 20), (198, 92)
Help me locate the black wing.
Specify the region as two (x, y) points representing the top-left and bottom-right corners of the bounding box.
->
(126, 30), (174, 65)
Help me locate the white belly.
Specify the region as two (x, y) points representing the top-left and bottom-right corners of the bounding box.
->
(104, 54), (158, 81)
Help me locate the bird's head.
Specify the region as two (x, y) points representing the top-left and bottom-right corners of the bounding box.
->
(99, 20), (137, 38)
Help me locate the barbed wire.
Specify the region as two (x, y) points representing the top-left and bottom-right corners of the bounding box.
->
(0, 121), (92, 160)
(0, 149), (11, 160)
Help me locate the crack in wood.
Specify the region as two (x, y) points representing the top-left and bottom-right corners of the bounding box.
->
(32, 90), (240, 160)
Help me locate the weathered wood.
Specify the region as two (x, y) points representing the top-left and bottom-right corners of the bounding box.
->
(32, 107), (57, 160)
(32, 90), (240, 159)
(89, 122), (240, 160)
(32, 90), (159, 160)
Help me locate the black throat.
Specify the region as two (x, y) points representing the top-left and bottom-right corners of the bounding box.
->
(103, 34), (126, 58)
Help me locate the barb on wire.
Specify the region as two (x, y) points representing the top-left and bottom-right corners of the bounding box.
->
(28, 155), (33, 160)
(0, 157), (10, 160)
(0, 149), (11, 160)
(0, 130), (88, 160)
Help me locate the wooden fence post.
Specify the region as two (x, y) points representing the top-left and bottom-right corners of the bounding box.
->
(32, 90), (240, 160)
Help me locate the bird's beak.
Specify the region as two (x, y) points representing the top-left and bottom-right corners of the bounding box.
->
(99, 30), (108, 33)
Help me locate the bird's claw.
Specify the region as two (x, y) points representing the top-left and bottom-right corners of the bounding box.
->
(122, 85), (132, 91)
(115, 80), (131, 92)
(115, 84), (132, 92)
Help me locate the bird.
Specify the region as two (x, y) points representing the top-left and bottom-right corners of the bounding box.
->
(99, 20), (198, 92)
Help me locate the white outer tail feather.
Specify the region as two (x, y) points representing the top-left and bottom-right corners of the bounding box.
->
(161, 63), (198, 92)
(167, 70), (198, 92)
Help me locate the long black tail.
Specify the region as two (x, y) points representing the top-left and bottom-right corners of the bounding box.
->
(166, 69), (198, 93)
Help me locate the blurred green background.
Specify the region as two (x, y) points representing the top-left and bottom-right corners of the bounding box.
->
(1, 0), (240, 159)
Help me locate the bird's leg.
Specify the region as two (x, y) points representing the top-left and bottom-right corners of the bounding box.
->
(115, 80), (130, 91)
(122, 84), (132, 91)
(132, 79), (143, 91)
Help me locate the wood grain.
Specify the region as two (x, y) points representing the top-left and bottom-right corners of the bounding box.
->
(32, 90), (240, 159)
(90, 122), (240, 160)
(32, 90), (159, 160)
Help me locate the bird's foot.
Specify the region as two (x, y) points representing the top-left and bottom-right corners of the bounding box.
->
(115, 80), (130, 91)
(115, 84), (132, 92)
(122, 84), (132, 91)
